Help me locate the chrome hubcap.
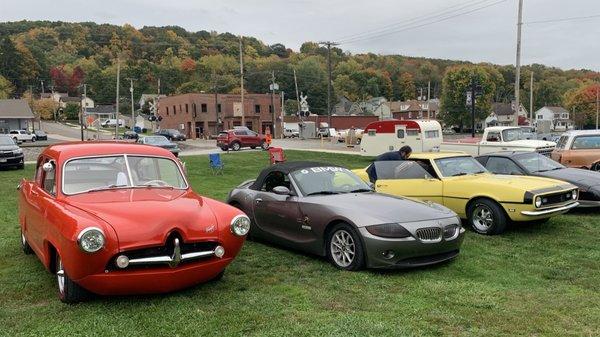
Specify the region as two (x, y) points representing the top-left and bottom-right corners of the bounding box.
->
(472, 204), (494, 232)
(57, 257), (65, 294)
(330, 229), (355, 267)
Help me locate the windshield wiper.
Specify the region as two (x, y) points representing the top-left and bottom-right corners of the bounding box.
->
(349, 188), (372, 193)
(307, 191), (340, 196)
(451, 172), (468, 176)
(85, 184), (129, 193)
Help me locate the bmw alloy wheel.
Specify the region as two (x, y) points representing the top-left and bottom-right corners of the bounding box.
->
(330, 229), (355, 268)
(472, 204), (494, 232)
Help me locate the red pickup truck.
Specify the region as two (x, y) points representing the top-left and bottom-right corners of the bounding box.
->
(217, 129), (270, 151)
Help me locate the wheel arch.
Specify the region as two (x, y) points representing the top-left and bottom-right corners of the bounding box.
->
(321, 218), (366, 259)
(465, 196), (509, 220)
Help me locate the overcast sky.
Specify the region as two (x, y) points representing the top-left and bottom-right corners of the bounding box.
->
(2, 0), (599, 71)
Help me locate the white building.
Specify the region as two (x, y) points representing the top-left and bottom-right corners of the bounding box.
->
(534, 106), (573, 131)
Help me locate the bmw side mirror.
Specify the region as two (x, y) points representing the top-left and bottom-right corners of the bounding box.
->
(272, 186), (291, 195)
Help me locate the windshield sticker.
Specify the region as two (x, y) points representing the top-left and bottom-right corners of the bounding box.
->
(299, 167), (348, 174)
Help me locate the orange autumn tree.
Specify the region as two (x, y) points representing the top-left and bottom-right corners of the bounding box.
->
(564, 82), (600, 128)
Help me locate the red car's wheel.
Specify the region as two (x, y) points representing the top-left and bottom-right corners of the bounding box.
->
(20, 230), (33, 255)
(231, 142), (241, 151)
(56, 254), (89, 303)
(260, 141), (269, 150)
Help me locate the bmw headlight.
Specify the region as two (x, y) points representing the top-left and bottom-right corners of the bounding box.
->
(13, 148), (23, 155)
(77, 227), (105, 253)
(535, 197), (542, 208)
(366, 223), (411, 238)
(230, 215), (251, 236)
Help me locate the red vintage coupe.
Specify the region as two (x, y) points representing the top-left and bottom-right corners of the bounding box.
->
(18, 142), (250, 302)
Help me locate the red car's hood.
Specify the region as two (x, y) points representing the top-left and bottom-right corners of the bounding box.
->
(64, 188), (220, 250)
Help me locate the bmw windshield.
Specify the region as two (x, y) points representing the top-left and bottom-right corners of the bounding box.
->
(291, 166), (371, 196)
(62, 155), (187, 195)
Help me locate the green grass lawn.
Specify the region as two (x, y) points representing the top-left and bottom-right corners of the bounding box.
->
(0, 150), (599, 337)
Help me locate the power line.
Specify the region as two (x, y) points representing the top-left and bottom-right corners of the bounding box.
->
(336, 0), (497, 43)
(338, 0), (508, 45)
(523, 13), (600, 25)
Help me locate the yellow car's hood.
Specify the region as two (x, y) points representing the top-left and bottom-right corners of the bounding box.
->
(450, 173), (573, 191)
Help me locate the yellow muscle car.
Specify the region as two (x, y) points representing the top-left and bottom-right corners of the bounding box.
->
(354, 152), (579, 235)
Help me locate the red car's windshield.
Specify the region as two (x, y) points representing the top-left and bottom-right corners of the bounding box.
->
(62, 155), (187, 195)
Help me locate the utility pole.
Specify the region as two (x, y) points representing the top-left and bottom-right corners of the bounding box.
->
(319, 41), (338, 126)
(115, 57), (121, 139)
(529, 71), (534, 126)
(596, 85), (600, 130)
(28, 85), (35, 132)
(212, 72), (219, 133)
(293, 68), (301, 112)
(281, 91), (285, 139)
(471, 78), (476, 138)
(80, 83), (86, 141)
(427, 81), (431, 120)
(128, 78), (135, 129)
(239, 36), (245, 128)
(270, 70), (277, 137)
(514, 0), (524, 126)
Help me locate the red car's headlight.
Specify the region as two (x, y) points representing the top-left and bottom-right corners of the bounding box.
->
(77, 227), (105, 253)
(230, 215), (251, 236)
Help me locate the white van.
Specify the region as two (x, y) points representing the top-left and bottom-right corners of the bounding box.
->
(360, 120), (443, 156)
(101, 119), (125, 127)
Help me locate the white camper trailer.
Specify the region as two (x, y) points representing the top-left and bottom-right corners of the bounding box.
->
(359, 120), (443, 156)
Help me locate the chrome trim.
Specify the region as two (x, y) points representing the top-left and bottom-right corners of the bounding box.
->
(521, 202), (579, 216)
(61, 153), (189, 196)
(77, 227), (106, 253)
(415, 227), (443, 243)
(125, 239), (223, 268)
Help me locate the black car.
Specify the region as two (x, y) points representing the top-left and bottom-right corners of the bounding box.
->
(33, 130), (48, 141)
(476, 151), (600, 207)
(123, 130), (139, 140)
(138, 135), (181, 157)
(155, 129), (186, 141)
(0, 135), (25, 169)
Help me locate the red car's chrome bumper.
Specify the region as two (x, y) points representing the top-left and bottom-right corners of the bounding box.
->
(76, 257), (233, 295)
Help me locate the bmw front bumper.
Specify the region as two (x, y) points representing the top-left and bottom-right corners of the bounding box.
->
(358, 226), (465, 269)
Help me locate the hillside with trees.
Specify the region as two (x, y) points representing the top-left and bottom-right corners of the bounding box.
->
(0, 20), (598, 125)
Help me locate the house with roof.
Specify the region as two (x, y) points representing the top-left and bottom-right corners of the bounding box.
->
(58, 95), (95, 110)
(387, 99), (440, 120)
(0, 99), (35, 133)
(534, 106), (573, 131)
(489, 101), (528, 126)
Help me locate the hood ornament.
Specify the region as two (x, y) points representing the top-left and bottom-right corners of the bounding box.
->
(168, 238), (182, 268)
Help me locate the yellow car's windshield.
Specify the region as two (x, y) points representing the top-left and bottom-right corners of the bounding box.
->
(435, 157), (487, 177)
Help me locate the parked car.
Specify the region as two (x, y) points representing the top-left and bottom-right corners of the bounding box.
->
(18, 142), (250, 302)
(476, 151), (600, 207)
(33, 130), (48, 141)
(138, 135), (180, 156)
(9, 129), (36, 142)
(100, 119), (124, 127)
(217, 129), (269, 151)
(440, 126), (556, 157)
(353, 153), (579, 235)
(0, 135), (24, 169)
(122, 130), (139, 140)
(155, 129), (186, 141)
(318, 127), (337, 138)
(551, 130), (600, 171)
(282, 128), (299, 138)
(228, 162), (465, 270)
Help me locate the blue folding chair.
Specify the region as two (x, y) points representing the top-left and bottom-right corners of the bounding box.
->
(209, 153), (224, 175)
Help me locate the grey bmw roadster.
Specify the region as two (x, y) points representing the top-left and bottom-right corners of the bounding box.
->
(227, 162), (465, 270)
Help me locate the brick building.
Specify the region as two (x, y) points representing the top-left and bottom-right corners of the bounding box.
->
(157, 93), (281, 139)
(387, 99), (439, 120)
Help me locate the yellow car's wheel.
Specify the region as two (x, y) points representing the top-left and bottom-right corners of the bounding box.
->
(467, 199), (507, 235)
